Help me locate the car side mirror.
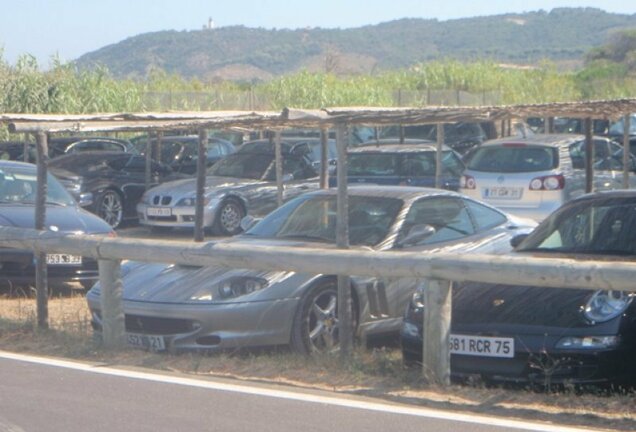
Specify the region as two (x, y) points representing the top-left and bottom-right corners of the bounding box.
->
(510, 233), (529, 248)
(240, 215), (261, 232)
(397, 224), (436, 248)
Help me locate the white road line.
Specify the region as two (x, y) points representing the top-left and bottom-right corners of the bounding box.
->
(0, 350), (604, 432)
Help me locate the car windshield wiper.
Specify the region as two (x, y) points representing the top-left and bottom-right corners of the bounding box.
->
(277, 234), (333, 243)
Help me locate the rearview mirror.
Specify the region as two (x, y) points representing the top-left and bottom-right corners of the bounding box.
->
(510, 233), (529, 248)
(240, 215), (261, 232)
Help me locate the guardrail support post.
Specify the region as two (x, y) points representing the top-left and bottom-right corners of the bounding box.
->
(34, 131), (49, 329)
(422, 279), (452, 386)
(98, 259), (125, 349)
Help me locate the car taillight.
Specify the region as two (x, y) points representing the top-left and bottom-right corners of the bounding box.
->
(460, 175), (476, 189)
(529, 174), (565, 191)
(108, 231), (118, 237)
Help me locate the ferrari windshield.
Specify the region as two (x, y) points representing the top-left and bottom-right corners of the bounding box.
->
(518, 197), (636, 255)
(246, 194), (403, 246)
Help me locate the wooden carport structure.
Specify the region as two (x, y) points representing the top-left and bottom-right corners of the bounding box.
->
(2, 98), (636, 358)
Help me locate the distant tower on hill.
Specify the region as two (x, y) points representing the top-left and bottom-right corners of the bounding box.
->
(203, 17), (216, 30)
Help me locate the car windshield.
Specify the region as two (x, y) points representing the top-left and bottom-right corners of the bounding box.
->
(518, 198), (636, 255)
(206, 153), (273, 179)
(245, 194), (403, 246)
(609, 114), (636, 135)
(467, 145), (557, 173)
(0, 168), (75, 206)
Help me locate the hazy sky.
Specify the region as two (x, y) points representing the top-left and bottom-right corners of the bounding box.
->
(1, 0), (635, 66)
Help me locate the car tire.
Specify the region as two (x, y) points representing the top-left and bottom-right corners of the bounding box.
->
(212, 198), (245, 236)
(291, 279), (353, 355)
(95, 189), (124, 229)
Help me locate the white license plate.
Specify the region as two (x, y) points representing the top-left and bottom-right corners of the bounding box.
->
(483, 187), (523, 200)
(126, 333), (166, 351)
(450, 334), (514, 358)
(46, 254), (82, 265)
(147, 207), (172, 216)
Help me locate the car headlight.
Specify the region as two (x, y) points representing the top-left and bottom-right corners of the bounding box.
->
(583, 290), (633, 323)
(190, 276), (269, 301)
(176, 196), (219, 207)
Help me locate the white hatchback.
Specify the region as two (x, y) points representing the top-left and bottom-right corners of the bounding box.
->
(460, 134), (636, 222)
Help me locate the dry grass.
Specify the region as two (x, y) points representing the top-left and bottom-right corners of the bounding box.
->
(1, 291), (635, 431)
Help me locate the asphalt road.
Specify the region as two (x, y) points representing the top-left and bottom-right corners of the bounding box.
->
(0, 352), (600, 432)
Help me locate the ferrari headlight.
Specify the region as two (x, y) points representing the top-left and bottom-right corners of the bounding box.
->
(190, 276), (269, 301)
(583, 290), (633, 323)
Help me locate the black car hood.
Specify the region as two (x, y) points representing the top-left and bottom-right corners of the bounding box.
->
(0, 205), (112, 234)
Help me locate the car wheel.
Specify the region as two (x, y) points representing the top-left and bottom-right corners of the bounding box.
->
(291, 279), (346, 355)
(212, 198), (244, 236)
(96, 189), (123, 229)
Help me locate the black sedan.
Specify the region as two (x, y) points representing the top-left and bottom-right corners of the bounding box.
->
(49, 152), (181, 228)
(0, 160), (113, 289)
(402, 190), (636, 386)
(132, 135), (237, 175)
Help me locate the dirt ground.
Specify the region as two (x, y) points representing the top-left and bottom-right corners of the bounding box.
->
(0, 292), (635, 432)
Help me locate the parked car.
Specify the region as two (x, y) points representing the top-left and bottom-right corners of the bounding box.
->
(334, 141), (464, 190)
(0, 141), (32, 162)
(371, 122), (490, 154)
(48, 136), (136, 158)
(137, 144), (320, 235)
(460, 134), (636, 222)
(0, 160), (113, 289)
(87, 186), (535, 354)
(607, 113), (636, 156)
(238, 137), (337, 174)
(132, 135), (237, 175)
(402, 190), (636, 386)
(49, 152), (180, 229)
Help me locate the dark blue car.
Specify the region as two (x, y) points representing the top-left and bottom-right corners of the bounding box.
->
(331, 141), (465, 190)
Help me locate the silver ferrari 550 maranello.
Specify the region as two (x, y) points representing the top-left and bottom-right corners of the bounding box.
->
(87, 186), (536, 354)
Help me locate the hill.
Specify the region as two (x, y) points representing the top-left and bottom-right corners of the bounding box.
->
(75, 7), (636, 81)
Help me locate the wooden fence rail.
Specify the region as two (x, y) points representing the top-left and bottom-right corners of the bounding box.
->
(2, 225), (636, 385)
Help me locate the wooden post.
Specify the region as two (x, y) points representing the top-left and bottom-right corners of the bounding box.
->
(34, 131), (49, 329)
(546, 117), (555, 134)
(319, 127), (329, 189)
(335, 123), (352, 360)
(623, 114), (631, 189)
(435, 124), (445, 189)
(399, 125), (405, 144)
(98, 259), (125, 349)
(23, 133), (30, 162)
(144, 133), (153, 192)
(194, 129), (208, 242)
(422, 279), (452, 386)
(584, 118), (594, 194)
(274, 131), (284, 207)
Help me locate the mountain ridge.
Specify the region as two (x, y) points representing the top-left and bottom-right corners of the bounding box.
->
(75, 7), (636, 81)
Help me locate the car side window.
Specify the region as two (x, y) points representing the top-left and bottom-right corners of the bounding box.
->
(464, 199), (507, 231)
(398, 197), (475, 245)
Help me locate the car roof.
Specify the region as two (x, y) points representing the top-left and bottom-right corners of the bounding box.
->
(303, 185), (461, 200)
(349, 143), (454, 153)
(478, 133), (605, 148)
(0, 160), (36, 170)
(571, 189), (636, 203)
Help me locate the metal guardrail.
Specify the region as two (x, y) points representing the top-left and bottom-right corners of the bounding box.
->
(2, 225), (636, 385)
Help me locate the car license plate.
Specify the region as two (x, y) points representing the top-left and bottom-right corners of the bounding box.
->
(450, 334), (514, 358)
(46, 254), (82, 265)
(147, 207), (172, 217)
(483, 187), (523, 200)
(126, 333), (166, 351)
